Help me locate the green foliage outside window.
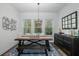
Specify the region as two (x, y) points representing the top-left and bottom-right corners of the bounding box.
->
(24, 20), (31, 34)
(45, 28), (52, 35)
(35, 20), (42, 33)
(45, 20), (52, 35)
(24, 19), (52, 35)
(35, 28), (42, 33)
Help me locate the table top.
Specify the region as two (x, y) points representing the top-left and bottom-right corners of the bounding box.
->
(15, 35), (53, 41)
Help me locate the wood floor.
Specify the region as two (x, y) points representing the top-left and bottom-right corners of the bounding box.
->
(52, 43), (67, 56)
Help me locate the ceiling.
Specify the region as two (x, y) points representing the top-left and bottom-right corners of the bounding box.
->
(11, 3), (67, 12)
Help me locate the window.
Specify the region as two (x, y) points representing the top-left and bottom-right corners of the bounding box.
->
(24, 19), (53, 35)
(24, 20), (31, 34)
(62, 11), (77, 29)
(34, 20), (42, 33)
(45, 19), (52, 35)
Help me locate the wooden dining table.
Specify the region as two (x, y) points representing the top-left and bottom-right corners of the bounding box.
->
(15, 35), (53, 56)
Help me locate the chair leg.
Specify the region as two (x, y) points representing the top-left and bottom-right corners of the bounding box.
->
(45, 49), (48, 56)
(45, 40), (50, 51)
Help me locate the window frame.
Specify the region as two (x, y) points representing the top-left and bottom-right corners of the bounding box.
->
(24, 19), (31, 34)
(34, 20), (42, 33)
(45, 19), (52, 35)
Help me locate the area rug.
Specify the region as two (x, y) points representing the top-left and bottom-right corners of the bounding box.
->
(9, 44), (61, 56)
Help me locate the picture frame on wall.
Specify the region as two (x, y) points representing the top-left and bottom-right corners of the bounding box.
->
(2, 16), (17, 31)
(2, 16), (9, 30)
(10, 19), (16, 31)
(62, 11), (77, 29)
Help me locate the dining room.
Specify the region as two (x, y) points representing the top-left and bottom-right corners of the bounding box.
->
(0, 3), (79, 56)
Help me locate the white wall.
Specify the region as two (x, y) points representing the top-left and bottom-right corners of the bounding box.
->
(20, 12), (59, 35)
(0, 4), (21, 55)
(58, 3), (79, 34)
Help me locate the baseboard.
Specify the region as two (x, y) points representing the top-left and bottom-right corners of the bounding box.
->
(0, 44), (18, 56)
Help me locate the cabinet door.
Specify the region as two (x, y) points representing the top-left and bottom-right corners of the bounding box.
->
(73, 38), (79, 55)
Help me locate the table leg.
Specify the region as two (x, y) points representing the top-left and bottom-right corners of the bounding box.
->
(27, 40), (43, 46)
(21, 40), (24, 54)
(18, 40), (21, 46)
(45, 49), (48, 56)
(22, 40), (24, 45)
(45, 40), (50, 51)
(18, 40), (22, 56)
(18, 50), (21, 56)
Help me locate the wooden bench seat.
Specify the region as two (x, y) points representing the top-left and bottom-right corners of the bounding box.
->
(16, 45), (48, 50)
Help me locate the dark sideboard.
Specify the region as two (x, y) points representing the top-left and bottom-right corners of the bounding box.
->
(54, 33), (79, 56)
